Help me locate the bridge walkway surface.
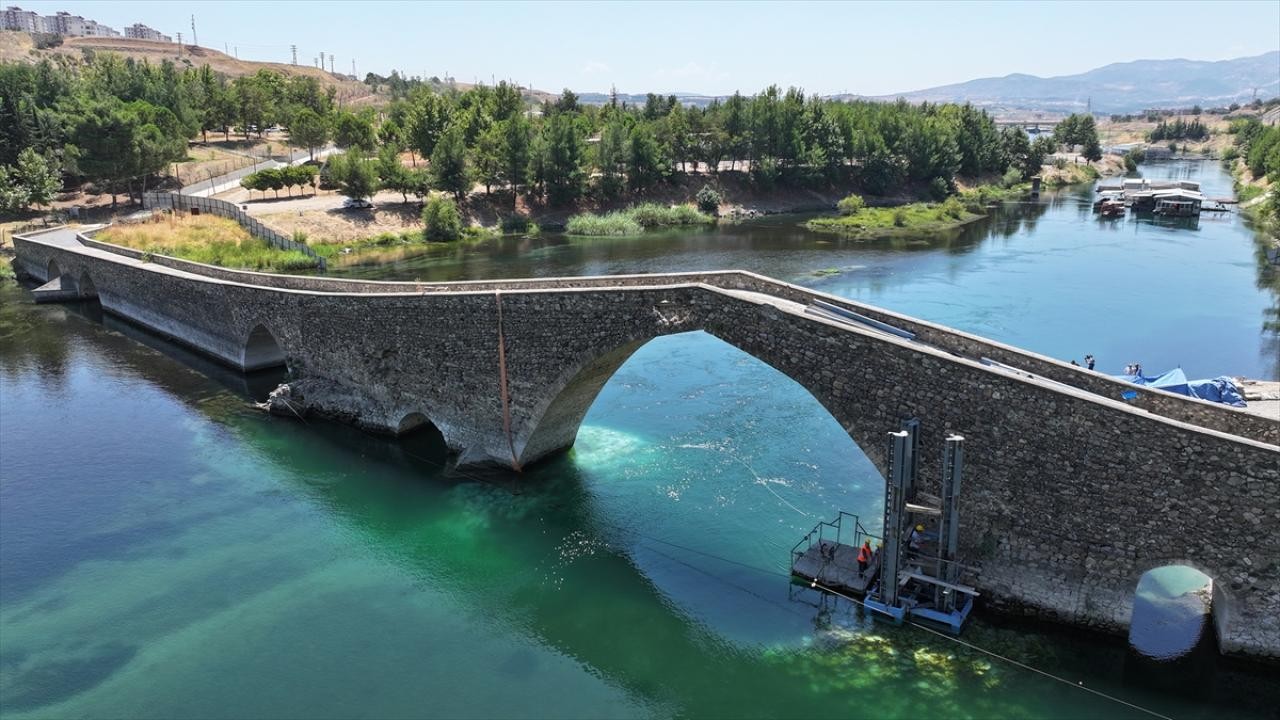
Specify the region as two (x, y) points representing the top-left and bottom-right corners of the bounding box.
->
(10, 225), (1280, 660)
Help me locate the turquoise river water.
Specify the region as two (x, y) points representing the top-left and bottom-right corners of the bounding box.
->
(1, 159), (1277, 718)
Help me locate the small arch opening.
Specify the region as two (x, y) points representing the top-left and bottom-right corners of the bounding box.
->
(395, 412), (449, 466)
(1129, 564), (1216, 660)
(78, 272), (99, 300)
(46, 259), (61, 282)
(1124, 564), (1220, 696)
(242, 323), (287, 372)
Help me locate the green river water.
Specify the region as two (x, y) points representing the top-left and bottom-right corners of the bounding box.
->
(1, 159), (1277, 718)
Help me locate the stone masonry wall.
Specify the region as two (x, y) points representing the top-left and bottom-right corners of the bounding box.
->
(13, 229), (1280, 659)
(78, 234), (1279, 446)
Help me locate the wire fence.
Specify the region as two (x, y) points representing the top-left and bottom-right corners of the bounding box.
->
(141, 192), (325, 269)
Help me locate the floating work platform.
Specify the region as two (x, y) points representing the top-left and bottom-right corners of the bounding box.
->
(790, 511), (882, 597)
(791, 539), (880, 595)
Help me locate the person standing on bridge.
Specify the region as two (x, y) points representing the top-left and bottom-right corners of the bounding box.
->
(1085, 354), (1095, 370)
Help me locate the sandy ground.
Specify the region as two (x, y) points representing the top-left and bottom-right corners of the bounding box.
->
(1236, 379), (1280, 420)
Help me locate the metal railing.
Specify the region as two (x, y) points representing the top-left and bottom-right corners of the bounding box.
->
(790, 511), (882, 567)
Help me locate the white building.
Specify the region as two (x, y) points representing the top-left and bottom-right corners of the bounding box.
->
(124, 22), (169, 42)
(42, 11), (118, 37)
(2, 6), (46, 33)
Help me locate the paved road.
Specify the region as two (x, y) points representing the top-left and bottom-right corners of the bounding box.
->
(180, 145), (337, 198)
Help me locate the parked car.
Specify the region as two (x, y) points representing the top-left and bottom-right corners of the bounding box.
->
(342, 197), (374, 210)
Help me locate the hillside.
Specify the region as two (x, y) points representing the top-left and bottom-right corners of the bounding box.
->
(0, 31), (378, 105)
(869, 52), (1280, 114)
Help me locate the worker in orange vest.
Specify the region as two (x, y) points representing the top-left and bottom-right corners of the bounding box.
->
(857, 539), (872, 576)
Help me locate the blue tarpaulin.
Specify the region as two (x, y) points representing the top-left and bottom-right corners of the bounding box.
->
(1114, 369), (1247, 407)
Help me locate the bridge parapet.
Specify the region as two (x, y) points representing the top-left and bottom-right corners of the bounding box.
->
(67, 231), (1280, 447)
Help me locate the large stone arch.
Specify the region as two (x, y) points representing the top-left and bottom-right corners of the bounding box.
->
(241, 323), (287, 372)
(514, 324), (881, 473)
(506, 299), (901, 474)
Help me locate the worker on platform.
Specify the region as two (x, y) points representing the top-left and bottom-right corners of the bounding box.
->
(857, 539), (872, 575)
(909, 524), (925, 551)
(1085, 354), (1096, 370)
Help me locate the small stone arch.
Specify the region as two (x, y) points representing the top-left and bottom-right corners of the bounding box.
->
(242, 323), (287, 372)
(397, 412), (435, 435)
(394, 411), (449, 461)
(1128, 560), (1226, 655)
(46, 259), (61, 283)
(78, 271), (98, 299)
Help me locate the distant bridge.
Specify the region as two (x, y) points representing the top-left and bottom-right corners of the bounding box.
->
(13, 226), (1280, 659)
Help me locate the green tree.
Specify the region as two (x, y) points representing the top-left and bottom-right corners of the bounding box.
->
(502, 115), (531, 208)
(377, 146), (415, 202)
(542, 114), (585, 205)
(407, 91), (451, 161)
(11, 147), (60, 210)
(421, 195), (462, 241)
(430, 124), (471, 199)
(472, 123), (506, 195)
(333, 110), (376, 152)
(289, 108), (330, 160)
(328, 150), (379, 200)
(595, 119), (627, 198)
(627, 123), (665, 191)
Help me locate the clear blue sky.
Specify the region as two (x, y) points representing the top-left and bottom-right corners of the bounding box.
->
(22, 0), (1280, 96)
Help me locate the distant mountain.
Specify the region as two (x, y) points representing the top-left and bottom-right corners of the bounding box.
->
(867, 52), (1280, 114)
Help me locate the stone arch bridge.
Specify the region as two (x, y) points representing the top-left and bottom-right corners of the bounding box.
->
(13, 226), (1279, 659)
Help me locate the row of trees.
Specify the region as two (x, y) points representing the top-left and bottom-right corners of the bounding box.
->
(1231, 118), (1280, 184)
(1147, 118), (1210, 142)
(0, 55), (340, 206)
(3, 53), (1084, 213)
(240, 165), (319, 198)
(323, 85), (1062, 208)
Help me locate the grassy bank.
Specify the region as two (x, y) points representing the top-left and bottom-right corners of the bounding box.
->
(98, 215), (320, 272)
(806, 184), (1026, 239)
(566, 203), (714, 236)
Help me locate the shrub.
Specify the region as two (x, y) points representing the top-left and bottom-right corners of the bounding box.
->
(928, 176), (951, 201)
(566, 203), (712, 236)
(695, 184), (722, 215)
(941, 196), (965, 219)
(566, 211), (644, 236)
(1000, 167), (1023, 188)
(500, 214), (532, 233)
(421, 196), (462, 241)
(1222, 147), (1240, 161)
(892, 208), (907, 227)
(837, 194), (866, 215)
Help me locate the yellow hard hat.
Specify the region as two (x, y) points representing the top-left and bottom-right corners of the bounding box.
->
(915, 524), (924, 531)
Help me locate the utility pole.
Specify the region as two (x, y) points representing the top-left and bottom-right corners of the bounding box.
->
(329, 54), (335, 74)
(176, 32), (182, 57)
(224, 42), (229, 55)
(190, 15), (197, 47)
(291, 45), (297, 65)
(351, 58), (356, 77)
